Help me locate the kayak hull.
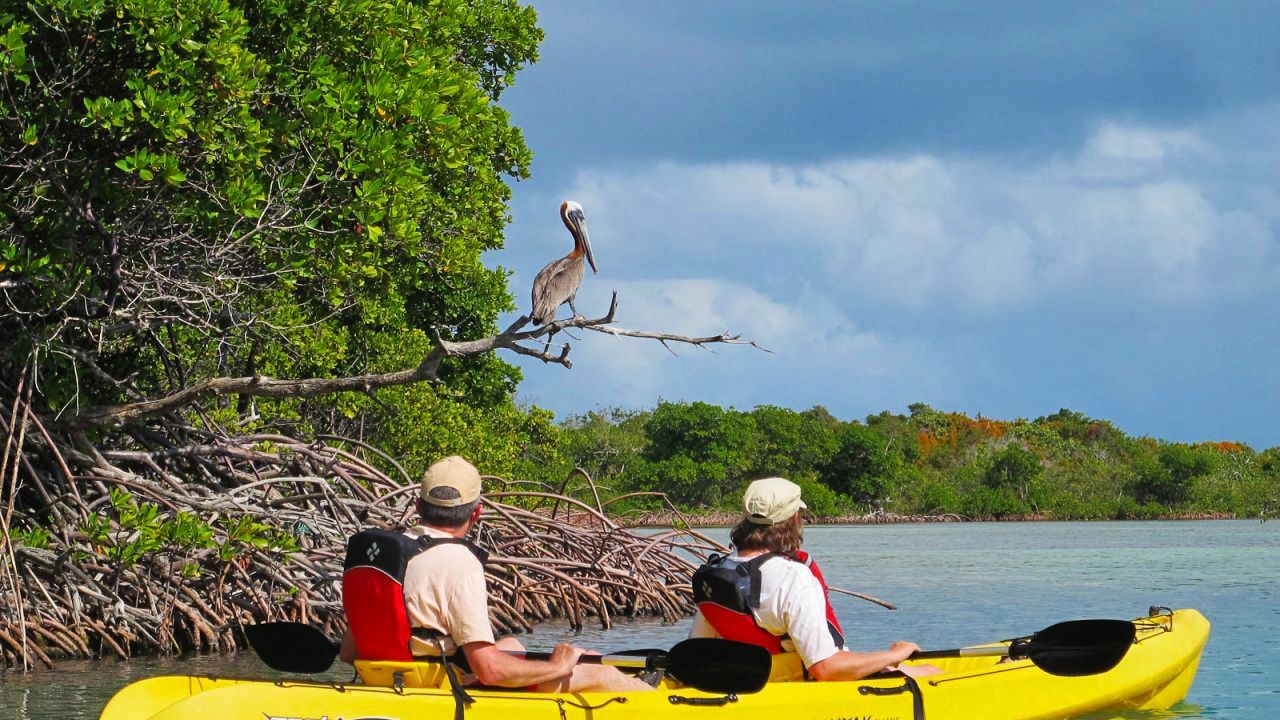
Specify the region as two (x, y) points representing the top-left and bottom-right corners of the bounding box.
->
(100, 608), (1209, 720)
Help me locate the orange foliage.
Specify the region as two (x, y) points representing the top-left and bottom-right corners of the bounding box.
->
(918, 430), (947, 458)
(917, 414), (1013, 460)
(1199, 441), (1248, 454)
(966, 417), (1011, 439)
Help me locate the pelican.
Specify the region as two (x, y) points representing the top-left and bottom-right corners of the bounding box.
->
(530, 200), (597, 325)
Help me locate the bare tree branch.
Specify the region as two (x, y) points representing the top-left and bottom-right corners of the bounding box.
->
(62, 292), (766, 428)
(586, 324), (769, 354)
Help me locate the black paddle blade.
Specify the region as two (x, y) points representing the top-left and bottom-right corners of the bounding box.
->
(663, 638), (772, 694)
(244, 622), (341, 674)
(1013, 619), (1136, 677)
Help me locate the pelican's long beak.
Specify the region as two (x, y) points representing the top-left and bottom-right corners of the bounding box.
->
(570, 210), (597, 273)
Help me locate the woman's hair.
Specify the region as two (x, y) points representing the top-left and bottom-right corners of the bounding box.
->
(729, 512), (803, 557)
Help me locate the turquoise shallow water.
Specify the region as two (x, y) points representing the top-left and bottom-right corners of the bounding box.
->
(2, 519), (1277, 719)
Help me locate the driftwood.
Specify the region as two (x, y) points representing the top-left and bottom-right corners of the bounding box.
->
(0, 408), (718, 670)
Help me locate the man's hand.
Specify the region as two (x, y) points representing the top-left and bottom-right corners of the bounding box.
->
(549, 643), (586, 675)
(888, 640), (921, 664)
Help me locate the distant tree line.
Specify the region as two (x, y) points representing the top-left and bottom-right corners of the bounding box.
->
(538, 402), (1280, 520)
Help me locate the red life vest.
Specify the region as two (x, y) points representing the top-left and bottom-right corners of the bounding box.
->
(341, 528), (488, 661)
(793, 549), (845, 646)
(691, 551), (845, 655)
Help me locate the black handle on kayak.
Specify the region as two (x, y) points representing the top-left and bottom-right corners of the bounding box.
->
(911, 619), (1136, 677)
(669, 694), (739, 706)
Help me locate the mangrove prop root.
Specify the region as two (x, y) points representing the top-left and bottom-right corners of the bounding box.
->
(0, 401), (729, 670)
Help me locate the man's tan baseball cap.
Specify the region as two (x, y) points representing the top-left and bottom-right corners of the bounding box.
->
(743, 477), (807, 525)
(420, 455), (482, 507)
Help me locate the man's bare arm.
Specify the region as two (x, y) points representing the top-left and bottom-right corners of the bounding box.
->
(461, 641), (583, 687)
(807, 641), (920, 682)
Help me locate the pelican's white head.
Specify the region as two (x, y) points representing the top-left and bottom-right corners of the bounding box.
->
(560, 200), (596, 273)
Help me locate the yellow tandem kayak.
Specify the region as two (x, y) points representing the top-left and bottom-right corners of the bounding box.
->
(100, 608), (1208, 720)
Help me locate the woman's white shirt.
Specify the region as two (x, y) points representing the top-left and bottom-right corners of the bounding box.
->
(688, 554), (844, 669)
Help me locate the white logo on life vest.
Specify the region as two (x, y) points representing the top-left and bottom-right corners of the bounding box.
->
(366, 543), (381, 562)
(701, 581), (712, 598)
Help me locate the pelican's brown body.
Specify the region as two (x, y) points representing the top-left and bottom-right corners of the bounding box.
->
(531, 201), (596, 324)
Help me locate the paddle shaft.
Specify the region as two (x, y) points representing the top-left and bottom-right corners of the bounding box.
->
(507, 651), (651, 670)
(912, 646), (1012, 660)
(907, 618), (1136, 677)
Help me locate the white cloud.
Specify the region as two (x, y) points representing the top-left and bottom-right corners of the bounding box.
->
(550, 118), (1277, 315)
(1082, 122), (1206, 165)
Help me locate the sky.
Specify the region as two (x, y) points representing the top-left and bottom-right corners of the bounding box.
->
(489, 1), (1280, 449)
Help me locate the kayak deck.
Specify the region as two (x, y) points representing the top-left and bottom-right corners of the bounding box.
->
(100, 608), (1209, 720)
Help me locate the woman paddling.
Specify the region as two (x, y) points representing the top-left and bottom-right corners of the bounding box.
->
(688, 477), (941, 681)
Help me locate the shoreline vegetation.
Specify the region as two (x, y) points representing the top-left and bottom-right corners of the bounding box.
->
(558, 402), (1279, 524)
(626, 510), (1241, 528)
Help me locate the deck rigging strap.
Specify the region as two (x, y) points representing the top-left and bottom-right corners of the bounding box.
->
(434, 636), (475, 720)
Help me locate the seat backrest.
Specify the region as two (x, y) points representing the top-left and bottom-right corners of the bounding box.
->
(354, 659), (450, 688)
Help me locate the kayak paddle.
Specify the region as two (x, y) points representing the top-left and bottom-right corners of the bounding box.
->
(244, 622), (771, 693)
(243, 622), (341, 674)
(911, 618), (1136, 677)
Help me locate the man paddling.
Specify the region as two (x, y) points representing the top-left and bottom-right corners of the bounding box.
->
(338, 455), (651, 692)
(689, 477), (940, 681)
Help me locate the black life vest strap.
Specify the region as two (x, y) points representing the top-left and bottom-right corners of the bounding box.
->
(343, 529), (489, 575)
(413, 534), (490, 565)
(433, 636), (474, 720)
(736, 552), (782, 608)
